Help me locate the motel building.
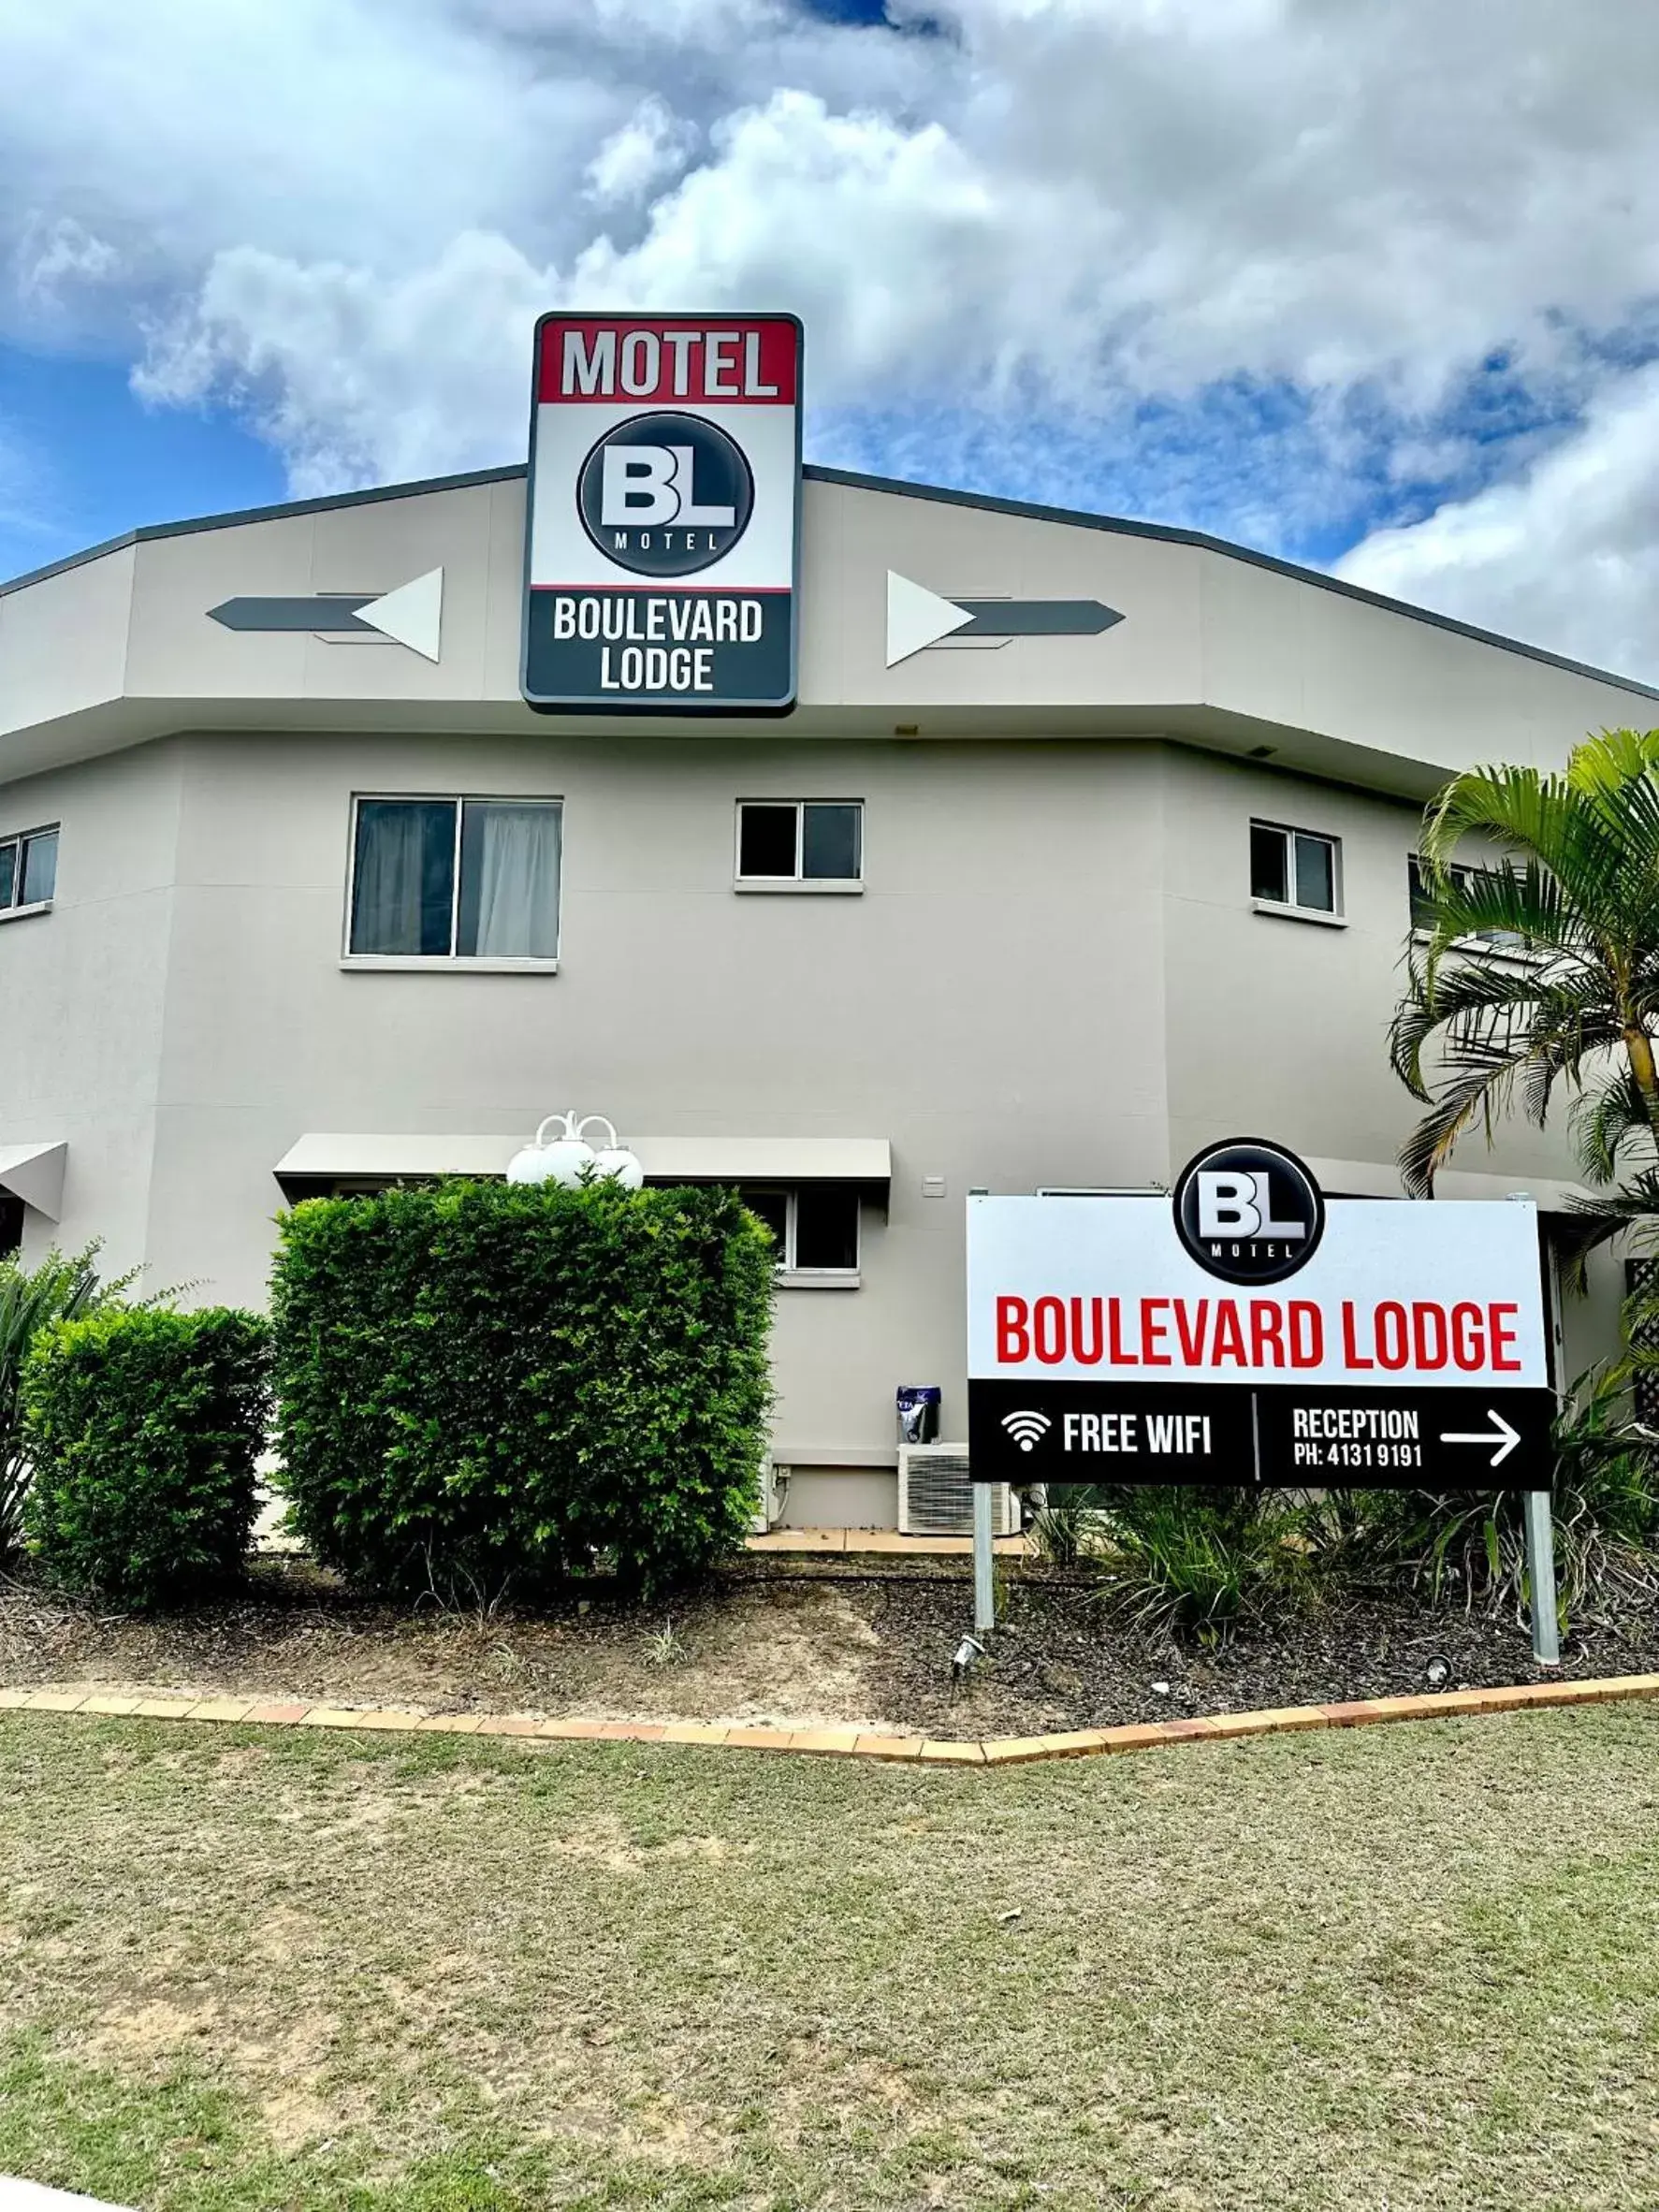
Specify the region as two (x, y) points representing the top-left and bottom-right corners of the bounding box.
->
(0, 313), (1650, 1532)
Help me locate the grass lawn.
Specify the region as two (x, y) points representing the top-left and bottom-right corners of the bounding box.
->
(2, 1709), (1658, 2210)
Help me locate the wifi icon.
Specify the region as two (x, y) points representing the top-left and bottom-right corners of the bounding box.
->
(1000, 1408), (1052, 1454)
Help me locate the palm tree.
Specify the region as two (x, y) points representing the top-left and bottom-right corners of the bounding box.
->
(1390, 726), (1659, 1278)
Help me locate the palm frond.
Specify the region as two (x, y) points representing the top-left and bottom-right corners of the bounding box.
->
(1574, 1070), (1659, 1186)
(1396, 1043), (1524, 1198)
(1554, 1170), (1659, 1293)
(1420, 764), (1622, 921)
(1414, 858), (1588, 971)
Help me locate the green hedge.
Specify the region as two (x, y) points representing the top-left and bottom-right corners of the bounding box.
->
(23, 1306), (271, 1608)
(269, 1179), (774, 1601)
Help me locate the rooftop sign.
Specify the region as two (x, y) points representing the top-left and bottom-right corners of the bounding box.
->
(521, 313), (803, 715)
(967, 1141), (1554, 1487)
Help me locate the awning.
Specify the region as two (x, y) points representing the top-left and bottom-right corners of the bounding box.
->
(1305, 1155), (1593, 1211)
(273, 1134), (516, 1184)
(635, 1138), (891, 1186)
(0, 1140), (66, 1220)
(273, 1133), (892, 1192)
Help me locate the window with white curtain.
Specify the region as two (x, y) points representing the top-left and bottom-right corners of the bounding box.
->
(347, 797), (561, 962)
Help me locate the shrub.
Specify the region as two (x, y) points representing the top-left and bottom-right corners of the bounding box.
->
(269, 1178), (774, 1602)
(1313, 1364), (1659, 1631)
(22, 1306), (271, 1608)
(1088, 1485), (1306, 1643)
(0, 1244), (138, 1562)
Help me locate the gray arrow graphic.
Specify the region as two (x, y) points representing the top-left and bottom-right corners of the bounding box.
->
(885, 573), (1126, 666)
(949, 600), (1124, 638)
(208, 595), (377, 633)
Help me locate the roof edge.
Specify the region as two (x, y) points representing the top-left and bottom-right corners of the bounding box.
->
(4, 453), (1655, 705)
(0, 464), (528, 601)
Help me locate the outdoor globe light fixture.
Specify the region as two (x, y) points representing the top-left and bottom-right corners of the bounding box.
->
(506, 1113), (644, 1190)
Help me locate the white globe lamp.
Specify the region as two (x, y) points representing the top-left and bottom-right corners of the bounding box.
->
(506, 1112), (596, 1186)
(507, 1112), (643, 1190)
(577, 1115), (646, 1190)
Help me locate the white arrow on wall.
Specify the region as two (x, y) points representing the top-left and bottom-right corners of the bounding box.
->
(206, 569), (444, 662)
(885, 570), (1126, 668)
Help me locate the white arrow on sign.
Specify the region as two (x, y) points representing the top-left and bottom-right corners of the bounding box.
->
(1438, 1409), (1522, 1467)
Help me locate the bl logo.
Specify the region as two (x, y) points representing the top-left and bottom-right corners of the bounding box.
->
(1171, 1139), (1325, 1286)
(577, 411), (753, 578)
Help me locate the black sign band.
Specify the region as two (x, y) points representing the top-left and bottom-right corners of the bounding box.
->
(968, 1378), (1555, 1489)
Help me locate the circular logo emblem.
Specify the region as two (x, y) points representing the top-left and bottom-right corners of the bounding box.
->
(576, 411), (753, 578)
(1171, 1139), (1325, 1286)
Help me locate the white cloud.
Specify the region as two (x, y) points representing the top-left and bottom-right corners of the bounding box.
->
(10, 0), (1659, 666)
(1336, 364), (1659, 683)
(136, 230), (559, 495)
(584, 97), (697, 206)
(13, 215), (118, 306)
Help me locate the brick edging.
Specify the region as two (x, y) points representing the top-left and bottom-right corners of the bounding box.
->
(5, 1671), (1659, 1764)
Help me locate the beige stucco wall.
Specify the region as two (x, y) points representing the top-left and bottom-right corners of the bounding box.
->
(124, 729), (1173, 1463)
(0, 726), (1622, 1499)
(0, 737), (183, 1275)
(4, 457), (1651, 1519)
(7, 470), (1654, 785)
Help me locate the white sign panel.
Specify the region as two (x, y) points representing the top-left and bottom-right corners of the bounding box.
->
(967, 1142), (1554, 1488)
(968, 1195), (1549, 1388)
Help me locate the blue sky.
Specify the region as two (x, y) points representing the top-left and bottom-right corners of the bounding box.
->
(5, 1), (1659, 676)
(0, 345), (284, 580)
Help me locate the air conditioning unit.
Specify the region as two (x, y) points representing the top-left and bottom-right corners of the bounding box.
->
(897, 1443), (1019, 1537)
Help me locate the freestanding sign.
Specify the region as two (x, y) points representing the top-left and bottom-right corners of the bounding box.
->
(967, 1141), (1555, 1488)
(521, 313), (803, 715)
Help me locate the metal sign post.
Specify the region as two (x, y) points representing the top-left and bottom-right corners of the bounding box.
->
(972, 1480), (997, 1636)
(1524, 1488), (1561, 1666)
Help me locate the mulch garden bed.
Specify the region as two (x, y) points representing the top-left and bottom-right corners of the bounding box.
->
(6, 1551), (1659, 1739)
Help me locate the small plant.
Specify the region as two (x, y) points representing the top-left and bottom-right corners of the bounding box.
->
(643, 1621), (690, 1668)
(1029, 1488), (1114, 1566)
(0, 1244), (138, 1562)
(22, 1306), (271, 1608)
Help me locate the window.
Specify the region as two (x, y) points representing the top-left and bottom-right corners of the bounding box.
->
(347, 798), (560, 962)
(0, 824), (58, 913)
(740, 1186), (861, 1276)
(736, 801), (862, 885)
(1251, 821), (1339, 916)
(0, 1190), (21, 1258)
(1407, 856), (1526, 950)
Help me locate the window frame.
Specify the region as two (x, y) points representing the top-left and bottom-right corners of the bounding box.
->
(342, 793), (563, 971)
(740, 1184), (862, 1286)
(0, 822), (60, 923)
(734, 799), (865, 895)
(1249, 818), (1344, 924)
